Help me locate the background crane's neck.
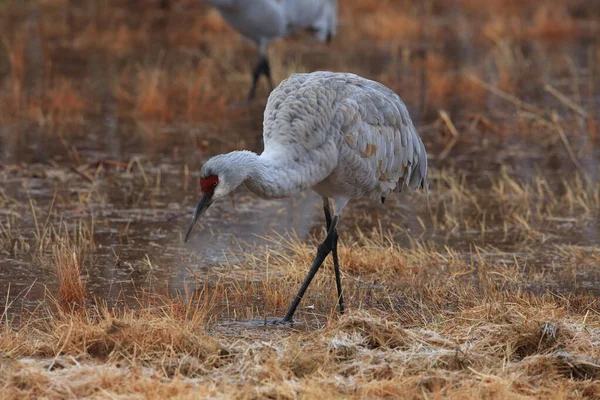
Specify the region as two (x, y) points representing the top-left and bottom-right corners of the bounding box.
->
(204, 0), (237, 10)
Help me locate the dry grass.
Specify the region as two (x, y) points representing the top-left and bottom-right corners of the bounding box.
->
(427, 169), (600, 241)
(133, 65), (174, 122)
(2, 231), (600, 398)
(51, 241), (86, 311)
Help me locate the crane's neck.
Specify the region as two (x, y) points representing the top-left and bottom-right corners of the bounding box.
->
(218, 150), (320, 199)
(217, 142), (338, 199)
(246, 153), (313, 199)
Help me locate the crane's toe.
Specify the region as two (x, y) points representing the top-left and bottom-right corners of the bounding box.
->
(271, 318), (294, 326)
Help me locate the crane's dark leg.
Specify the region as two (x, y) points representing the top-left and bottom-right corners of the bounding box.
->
(323, 198), (344, 314)
(281, 214), (338, 323)
(248, 56), (273, 100)
(332, 232), (344, 313)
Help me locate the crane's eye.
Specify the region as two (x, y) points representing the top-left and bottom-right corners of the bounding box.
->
(200, 175), (219, 193)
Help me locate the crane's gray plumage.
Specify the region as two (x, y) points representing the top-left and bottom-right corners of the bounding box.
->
(205, 0), (286, 48)
(262, 71), (428, 202)
(186, 71), (428, 323)
(204, 0), (338, 98)
(284, 0), (338, 41)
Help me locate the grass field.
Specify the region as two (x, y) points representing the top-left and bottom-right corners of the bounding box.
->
(1, 0), (600, 398)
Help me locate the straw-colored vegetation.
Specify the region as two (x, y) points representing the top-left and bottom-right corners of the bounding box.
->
(2, 233), (600, 399)
(1, 0), (599, 398)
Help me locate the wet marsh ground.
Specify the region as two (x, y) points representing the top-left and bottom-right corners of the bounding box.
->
(1, 0), (600, 398)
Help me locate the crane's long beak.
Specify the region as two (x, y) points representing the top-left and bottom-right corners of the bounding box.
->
(184, 193), (213, 242)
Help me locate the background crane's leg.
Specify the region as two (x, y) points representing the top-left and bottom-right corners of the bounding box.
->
(249, 42), (272, 99)
(248, 56), (272, 99)
(281, 214), (338, 323)
(248, 57), (264, 100)
(263, 57), (274, 92)
(323, 198), (344, 314)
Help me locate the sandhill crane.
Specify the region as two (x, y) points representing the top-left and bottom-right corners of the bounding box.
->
(204, 0), (338, 99)
(185, 71), (428, 323)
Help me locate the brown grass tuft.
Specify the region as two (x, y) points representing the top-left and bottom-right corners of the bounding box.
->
(52, 242), (86, 311)
(329, 310), (409, 349)
(361, 10), (421, 42)
(1, 33), (26, 116)
(44, 80), (86, 122)
(134, 66), (173, 121)
(527, 6), (576, 39)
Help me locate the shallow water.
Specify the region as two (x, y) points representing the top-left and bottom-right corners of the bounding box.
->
(2, 114), (600, 318)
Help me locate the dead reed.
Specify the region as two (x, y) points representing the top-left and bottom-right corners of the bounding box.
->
(51, 241), (86, 311)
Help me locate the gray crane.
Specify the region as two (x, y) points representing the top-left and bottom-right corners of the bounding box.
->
(185, 71), (429, 323)
(204, 0), (338, 99)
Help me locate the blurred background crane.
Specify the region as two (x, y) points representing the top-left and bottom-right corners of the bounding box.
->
(204, 0), (338, 99)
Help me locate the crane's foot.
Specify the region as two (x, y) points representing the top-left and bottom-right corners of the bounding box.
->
(270, 318), (294, 326)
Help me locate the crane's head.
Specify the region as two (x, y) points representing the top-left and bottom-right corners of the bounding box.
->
(184, 152), (253, 242)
